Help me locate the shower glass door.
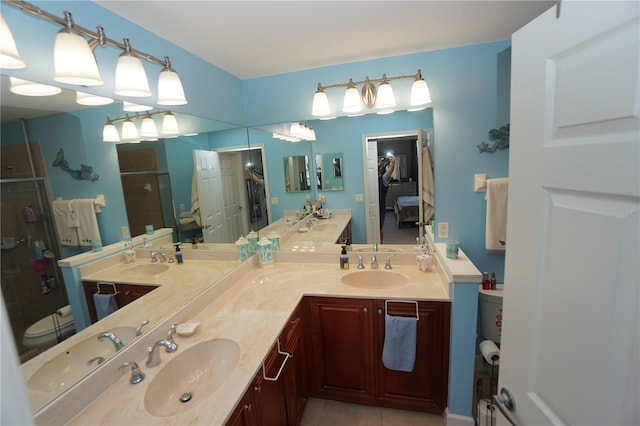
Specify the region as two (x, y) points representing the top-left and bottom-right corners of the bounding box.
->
(1, 178), (69, 362)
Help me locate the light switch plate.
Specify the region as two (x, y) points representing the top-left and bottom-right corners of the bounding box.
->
(438, 222), (449, 239)
(271, 197), (279, 205)
(355, 194), (364, 203)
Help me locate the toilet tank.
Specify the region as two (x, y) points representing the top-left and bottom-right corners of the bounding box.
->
(479, 286), (503, 344)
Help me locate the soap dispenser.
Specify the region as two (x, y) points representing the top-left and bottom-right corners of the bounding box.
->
(174, 243), (183, 264)
(340, 245), (349, 269)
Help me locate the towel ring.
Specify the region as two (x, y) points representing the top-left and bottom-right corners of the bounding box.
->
(95, 282), (119, 295)
(384, 300), (419, 321)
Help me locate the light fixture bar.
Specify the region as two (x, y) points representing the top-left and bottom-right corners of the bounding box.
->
(316, 71), (424, 92)
(5, 0), (168, 67)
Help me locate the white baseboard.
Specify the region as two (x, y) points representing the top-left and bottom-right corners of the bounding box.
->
(445, 407), (475, 426)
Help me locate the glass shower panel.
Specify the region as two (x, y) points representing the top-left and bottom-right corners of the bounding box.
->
(1, 179), (69, 361)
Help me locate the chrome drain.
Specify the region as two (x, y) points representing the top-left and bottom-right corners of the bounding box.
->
(179, 392), (192, 403)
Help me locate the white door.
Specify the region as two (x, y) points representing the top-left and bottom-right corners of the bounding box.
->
(218, 152), (243, 241)
(193, 150), (226, 243)
(500, 2), (639, 425)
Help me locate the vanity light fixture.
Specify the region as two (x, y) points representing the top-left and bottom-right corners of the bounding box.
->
(9, 77), (61, 96)
(272, 122), (316, 143)
(4, 0), (188, 105)
(123, 101), (153, 112)
(53, 12), (103, 86)
(312, 69), (431, 117)
(76, 91), (114, 106)
(0, 13), (25, 69)
(115, 38), (151, 98)
(102, 110), (180, 143)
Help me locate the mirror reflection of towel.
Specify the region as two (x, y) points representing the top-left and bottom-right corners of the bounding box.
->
(93, 293), (118, 320)
(382, 314), (417, 372)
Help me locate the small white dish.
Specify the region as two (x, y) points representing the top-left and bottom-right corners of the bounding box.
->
(176, 321), (200, 337)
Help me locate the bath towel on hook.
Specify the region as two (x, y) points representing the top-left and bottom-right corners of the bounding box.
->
(485, 178), (508, 253)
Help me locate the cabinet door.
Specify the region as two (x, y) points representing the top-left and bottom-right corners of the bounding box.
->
(375, 300), (451, 414)
(253, 341), (289, 426)
(225, 389), (257, 426)
(282, 306), (307, 426)
(306, 297), (375, 404)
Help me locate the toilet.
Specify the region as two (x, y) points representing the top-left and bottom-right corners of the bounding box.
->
(479, 285), (503, 344)
(22, 313), (75, 349)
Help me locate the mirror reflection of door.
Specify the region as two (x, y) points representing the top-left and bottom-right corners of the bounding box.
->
(193, 150), (226, 243)
(363, 129), (433, 245)
(117, 143), (176, 237)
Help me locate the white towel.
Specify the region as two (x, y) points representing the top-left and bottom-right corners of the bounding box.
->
(485, 178), (508, 252)
(51, 199), (79, 246)
(72, 199), (101, 247)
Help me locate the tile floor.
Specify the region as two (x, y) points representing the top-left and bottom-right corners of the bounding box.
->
(299, 398), (445, 426)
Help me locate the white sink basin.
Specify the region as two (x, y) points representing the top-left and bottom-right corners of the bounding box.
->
(121, 264), (169, 276)
(27, 326), (138, 392)
(340, 270), (409, 289)
(144, 338), (240, 417)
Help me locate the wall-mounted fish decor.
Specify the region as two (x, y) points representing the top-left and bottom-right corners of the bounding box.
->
(477, 124), (510, 153)
(52, 148), (99, 181)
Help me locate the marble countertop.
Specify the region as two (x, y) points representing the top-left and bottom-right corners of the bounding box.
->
(59, 251), (449, 425)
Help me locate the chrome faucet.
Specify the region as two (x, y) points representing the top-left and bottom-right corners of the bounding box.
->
(98, 332), (124, 351)
(119, 361), (145, 384)
(371, 255), (378, 269)
(166, 323), (178, 347)
(146, 339), (178, 367)
(373, 243), (379, 252)
(385, 255), (395, 270)
(357, 255), (365, 269)
(136, 320), (150, 336)
(150, 250), (166, 263)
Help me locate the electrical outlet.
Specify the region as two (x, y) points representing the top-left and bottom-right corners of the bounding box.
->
(271, 197), (279, 205)
(121, 226), (131, 239)
(355, 194), (364, 203)
(438, 222), (449, 239)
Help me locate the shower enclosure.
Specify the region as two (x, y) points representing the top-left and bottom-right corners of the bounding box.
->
(1, 140), (69, 362)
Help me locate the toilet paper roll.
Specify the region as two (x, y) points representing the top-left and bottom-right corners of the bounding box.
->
(479, 339), (500, 365)
(56, 305), (72, 318)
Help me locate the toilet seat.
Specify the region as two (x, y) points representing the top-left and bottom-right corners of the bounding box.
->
(23, 313), (75, 349)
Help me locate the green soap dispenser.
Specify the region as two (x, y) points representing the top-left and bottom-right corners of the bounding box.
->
(340, 245), (349, 269)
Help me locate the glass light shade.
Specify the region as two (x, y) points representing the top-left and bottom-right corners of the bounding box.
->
(342, 86), (362, 113)
(290, 122), (303, 138)
(76, 91), (113, 106)
(409, 78), (432, 110)
(10, 77), (61, 96)
(162, 113), (179, 135)
(140, 116), (158, 138)
(53, 30), (103, 86)
(0, 14), (25, 69)
(121, 119), (139, 140)
(376, 81), (396, 110)
(115, 53), (151, 97)
(312, 89), (330, 116)
(102, 123), (120, 142)
(157, 67), (187, 105)
(123, 101), (153, 112)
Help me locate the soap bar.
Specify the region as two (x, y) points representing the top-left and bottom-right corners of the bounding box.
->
(176, 321), (200, 337)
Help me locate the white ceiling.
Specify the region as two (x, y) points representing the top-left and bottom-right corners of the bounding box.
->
(2, 1), (555, 123)
(95, 0), (556, 79)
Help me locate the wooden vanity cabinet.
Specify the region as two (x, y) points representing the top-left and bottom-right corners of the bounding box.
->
(306, 297), (376, 405)
(374, 300), (451, 414)
(82, 281), (158, 324)
(306, 296), (451, 414)
(227, 304), (306, 426)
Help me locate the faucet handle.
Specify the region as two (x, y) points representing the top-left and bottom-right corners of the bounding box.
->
(136, 320), (149, 336)
(385, 255), (395, 270)
(167, 323), (178, 344)
(357, 255), (365, 269)
(119, 361), (145, 384)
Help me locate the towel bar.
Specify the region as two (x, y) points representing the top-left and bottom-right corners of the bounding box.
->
(95, 282), (120, 295)
(262, 339), (291, 382)
(385, 300), (419, 321)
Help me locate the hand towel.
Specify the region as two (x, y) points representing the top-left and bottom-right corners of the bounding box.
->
(73, 199), (101, 247)
(382, 314), (417, 372)
(51, 199), (79, 246)
(485, 178), (509, 253)
(93, 293), (119, 320)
